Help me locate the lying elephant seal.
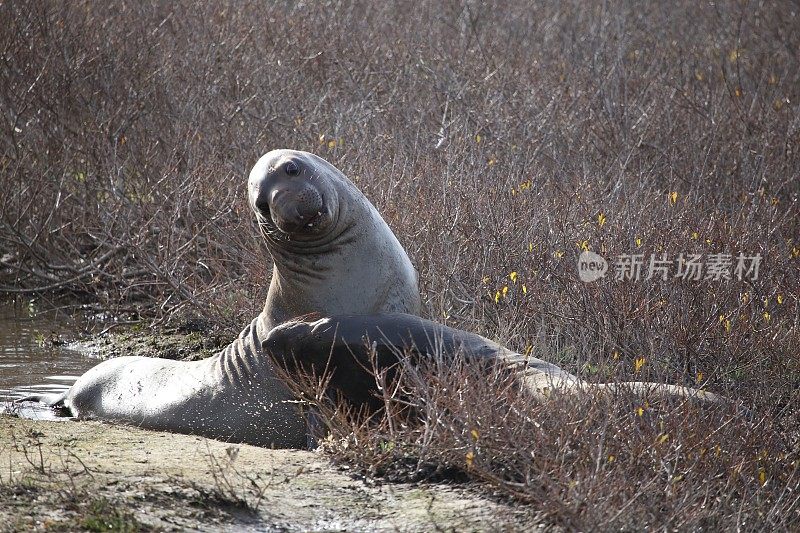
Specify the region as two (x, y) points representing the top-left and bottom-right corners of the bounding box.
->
(28, 150), (421, 448)
(263, 313), (722, 411)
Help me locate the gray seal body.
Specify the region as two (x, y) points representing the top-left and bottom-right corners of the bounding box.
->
(36, 150), (421, 448)
(264, 313), (722, 411)
(64, 318), (305, 447)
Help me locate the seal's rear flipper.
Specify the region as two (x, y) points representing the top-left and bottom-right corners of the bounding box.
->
(15, 391), (69, 409)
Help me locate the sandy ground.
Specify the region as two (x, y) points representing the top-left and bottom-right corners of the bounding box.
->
(0, 415), (542, 532)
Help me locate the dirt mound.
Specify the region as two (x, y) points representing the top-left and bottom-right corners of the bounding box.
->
(0, 416), (541, 532)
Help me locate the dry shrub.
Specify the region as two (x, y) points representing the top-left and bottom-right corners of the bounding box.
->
(1, 0), (798, 527)
(299, 351), (799, 530)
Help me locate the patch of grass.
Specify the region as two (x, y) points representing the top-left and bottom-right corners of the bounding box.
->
(80, 497), (146, 533)
(0, 484), (149, 533)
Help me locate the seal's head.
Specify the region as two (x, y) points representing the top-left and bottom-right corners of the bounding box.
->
(248, 150), (342, 242)
(262, 315), (390, 411)
(262, 315), (340, 368)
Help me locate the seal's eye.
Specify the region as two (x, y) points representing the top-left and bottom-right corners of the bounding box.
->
(284, 161), (300, 176)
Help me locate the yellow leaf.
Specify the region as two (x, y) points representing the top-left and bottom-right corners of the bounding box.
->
(612, 351), (620, 360)
(777, 294), (784, 305)
(524, 344), (533, 356)
(728, 49), (741, 62)
(734, 86), (742, 98)
(658, 433), (669, 444)
(669, 191), (678, 205)
(481, 276), (490, 285)
(521, 284), (527, 295)
(494, 291), (501, 304)
(502, 286), (509, 297)
(696, 371), (704, 383)
(466, 450), (475, 468)
(597, 212), (606, 228)
(554, 250), (564, 259)
(471, 429), (479, 441)
(636, 406), (645, 416)
(691, 231), (699, 240)
(607, 454), (616, 463)
(487, 157), (496, 166)
(475, 134), (482, 144)
(327, 140), (336, 149)
(763, 311), (770, 322)
(509, 271), (518, 283)
(634, 357), (646, 373)
(635, 236), (642, 247)
(759, 469), (767, 486)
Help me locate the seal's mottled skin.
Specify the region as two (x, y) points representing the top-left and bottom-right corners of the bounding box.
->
(44, 150), (421, 448)
(264, 313), (722, 410)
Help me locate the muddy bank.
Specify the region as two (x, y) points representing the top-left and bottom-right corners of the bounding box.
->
(76, 321), (230, 363)
(1, 319), (547, 530)
(0, 416), (543, 532)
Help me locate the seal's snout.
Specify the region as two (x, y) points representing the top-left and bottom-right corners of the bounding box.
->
(261, 335), (281, 355)
(268, 184), (328, 234)
(263, 320), (318, 368)
(262, 328), (290, 363)
(293, 188), (326, 226)
(248, 150), (345, 242)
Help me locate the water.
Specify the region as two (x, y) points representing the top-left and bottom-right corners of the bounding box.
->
(0, 300), (100, 420)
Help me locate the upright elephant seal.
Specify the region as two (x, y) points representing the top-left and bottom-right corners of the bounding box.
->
(264, 313), (722, 412)
(28, 150), (421, 448)
(249, 149), (420, 329)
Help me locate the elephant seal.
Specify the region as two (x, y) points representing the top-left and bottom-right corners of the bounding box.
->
(249, 149), (420, 329)
(28, 150), (421, 448)
(263, 313), (722, 411)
